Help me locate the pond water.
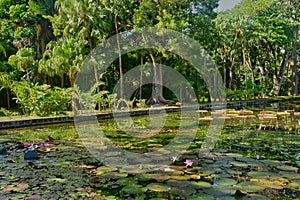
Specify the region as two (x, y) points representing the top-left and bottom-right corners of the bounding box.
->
(1, 100), (300, 199)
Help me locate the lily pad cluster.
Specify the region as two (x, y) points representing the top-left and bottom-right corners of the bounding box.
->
(200, 108), (300, 131)
(1, 102), (300, 199)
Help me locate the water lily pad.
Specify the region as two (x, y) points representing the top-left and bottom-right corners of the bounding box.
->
(121, 184), (147, 195)
(276, 165), (298, 172)
(116, 177), (138, 186)
(166, 180), (190, 187)
(253, 178), (283, 189)
(276, 112), (290, 117)
(260, 111), (276, 115)
(242, 194), (271, 200)
(230, 161), (249, 168)
(289, 180), (300, 188)
(238, 180), (273, 193)
(199, 116), (213, 121)
(96, 166), (117, 175)
(227, 110), (240, 114)
(3, 183), (29, 192)
(239, 110), (254, 115)
(205, 185), (239, 196)
(239, 182), (264, 193)
(258, 115), (277, 121)
(231, 115), (248, 119)
(187, 194), (215, 200)
(226, 153), (244, 158)
(261, 159), (284, 167)
(135, 173), (151, 182)
(214, 178), (237, 186)
(197, 110), (209, 114)
(148, 174), (170, 182)
(279, 171), (300, 179)
(189, 181), (211, 189)
(225, 169), (242, 176)
(170, 175), (191, 181)
(100, 172), (128, 179)
(146, 183), (170, 192)
(170, 186), (196, 198)
(248, 171), (277, 179)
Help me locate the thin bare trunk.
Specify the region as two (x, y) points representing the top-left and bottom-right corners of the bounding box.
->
(139, 57), (143, 99)
(61, 73), (64, 88)
(272, 51), (290, 96)
(115, 15), (123, 100)
(159, 61), (163, 95)
(229, 57), (235, 89)
(291, 51), (298, 95)
(223, 67), (226, 88)
(6, 89), (10, 110)
(291, 26), (299, 95)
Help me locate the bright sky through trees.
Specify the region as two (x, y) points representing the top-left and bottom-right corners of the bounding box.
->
(217, 0), (242, 11)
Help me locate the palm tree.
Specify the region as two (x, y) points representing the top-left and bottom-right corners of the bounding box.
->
(53, 0), (111, 109)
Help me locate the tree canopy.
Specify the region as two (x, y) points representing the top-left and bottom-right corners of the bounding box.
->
(0, 0), (299, 116)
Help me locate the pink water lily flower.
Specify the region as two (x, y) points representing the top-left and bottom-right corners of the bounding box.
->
(172, 156), (179, 162)
(184, 159), (193, 168)
(23, 142), (31, 147)
(41, 141), (50, 147)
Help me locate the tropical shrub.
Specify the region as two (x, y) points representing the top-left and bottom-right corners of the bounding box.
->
(10, 81), (72, 116)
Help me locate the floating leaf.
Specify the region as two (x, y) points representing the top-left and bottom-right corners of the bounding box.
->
(189, 181), (211, 189)
(276, 165), (298, 172)
(116, 177), (138, 186)
(121, 184), (147, 195)
(146, 183), (170, 192)
(170, 186), (196, 198)
(187, 194), (215, 200)
(214, 178), (237, 186)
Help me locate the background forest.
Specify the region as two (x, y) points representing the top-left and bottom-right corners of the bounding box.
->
(0, 0), (299, 116)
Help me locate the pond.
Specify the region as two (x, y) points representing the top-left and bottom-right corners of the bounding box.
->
(1, 100), (300, 199)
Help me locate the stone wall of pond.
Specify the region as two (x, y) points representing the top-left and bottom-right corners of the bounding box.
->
(1, 97), (299, 129)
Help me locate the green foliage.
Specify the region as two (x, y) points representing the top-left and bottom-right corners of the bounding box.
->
(136, 99), (147, 108)
(0, 107), (20, 116)
(10, 81), (72, 116)
(74, 82), (109, 111)
(39, 36), (88, 85)
(0, 0), (299, 114)
(8, 48), (35, 71)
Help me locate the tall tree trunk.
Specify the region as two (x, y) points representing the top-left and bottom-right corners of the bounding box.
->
(70, 76), (75, 88)
(246, 51), (255, 88)
(115, 15), (124, 101)
(223, 66), (227, 88)
(291, 46), (298, 95)
(242, 47), (248, 98)
(6, 89), (10, 110)
(271, 51), (290, 96)
(159, 61), (163, 95)
(291, 27), (299, 95)
(85, 19), (101, 110)
(61, 73), (64, 88)
(146, 50), (173, 106)
(229, 57), (235, 89)
(139, 57), (143, 99)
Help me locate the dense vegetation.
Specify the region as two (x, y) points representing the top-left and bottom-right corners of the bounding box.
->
(0, 0), (299, 116)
